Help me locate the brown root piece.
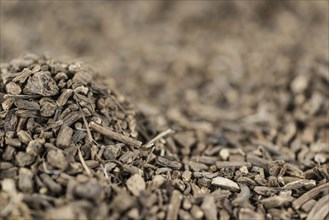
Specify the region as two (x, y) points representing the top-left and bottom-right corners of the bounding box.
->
(216, 161), (252, 169)
(261, 191), (294, 208)
(232, 184), (251, 207)
(89, 122), (142, 148)
(166, 190), (182, 220)
(201, 195), (217, 220)
(77, 146), (92, 177)
(144, 128), (175, 148)
(292, 182), (329, 209)
(306, 194), (329, 220)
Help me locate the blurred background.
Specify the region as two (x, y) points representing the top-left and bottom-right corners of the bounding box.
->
(1, 1), (328, 130)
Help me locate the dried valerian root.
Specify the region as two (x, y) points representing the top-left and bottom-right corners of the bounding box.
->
(1, 53), (328, 220)
(0, 54), (140, 219)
